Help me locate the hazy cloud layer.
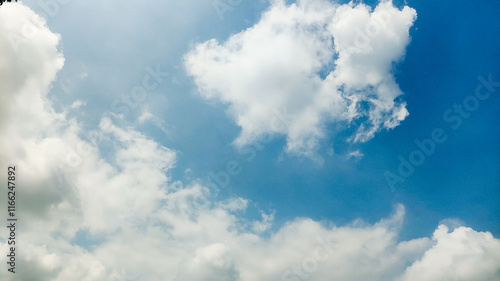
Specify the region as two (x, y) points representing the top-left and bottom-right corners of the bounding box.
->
(0, 3), (499, 281)
(185, 0), (416, 156)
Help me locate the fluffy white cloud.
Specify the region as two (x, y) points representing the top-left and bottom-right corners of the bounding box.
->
(0, 3), (499, 281)
(399, 225), (500, 281)
(0, 2), (73, 230)
(185, 0), (416, 156)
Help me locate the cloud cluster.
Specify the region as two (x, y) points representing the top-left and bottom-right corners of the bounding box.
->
(399, 225), (500, 281)
(0, 3), (499, 281)
(185, 0), (416, 156)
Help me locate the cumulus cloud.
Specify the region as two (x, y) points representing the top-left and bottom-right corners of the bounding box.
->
(1, 3), (499, 281)
(185, 0), (416, 156)
(399, 225), (500, 281)
(0, 2), (70, 224)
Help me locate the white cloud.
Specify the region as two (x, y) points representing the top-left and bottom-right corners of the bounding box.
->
(219, 197), (249, 211)
(0, 3), (499, 281)
(185, 0), (416, 156)
(399, 225), (500, 281)
(439, 217), (466, 231)
(138, 110), (154, 123)
(346, 149), (364, 159)
(252, 210), (275, 234)
(70, 100), (86, 109)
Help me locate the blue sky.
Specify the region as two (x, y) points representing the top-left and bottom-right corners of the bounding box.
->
(1, 0), (499, 280)
(39, 0), (498, 239)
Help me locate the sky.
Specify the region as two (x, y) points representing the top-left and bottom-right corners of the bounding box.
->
(0, 0), (499, 280)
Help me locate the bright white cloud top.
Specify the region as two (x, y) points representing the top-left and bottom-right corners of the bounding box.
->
(1, 2), (499, 281)
(185, 0), (416, 156)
